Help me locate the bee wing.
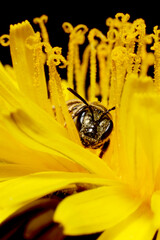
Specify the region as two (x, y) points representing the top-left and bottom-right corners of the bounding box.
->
(66, 99), (85, 119)
(52, 99), (84, 119)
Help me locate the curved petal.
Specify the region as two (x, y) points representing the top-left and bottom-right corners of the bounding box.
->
(0, 125), (86, 175)
(151, 191), (160, 229)
(0, 171), (119, 222)
(0, 63), (114, 177)
(0, 62), (66, 138)
(2, 108), (114, 177)
(54, 185), (141, 235)
(118, 74), (160, 193)
(9, 20), (52, 114)
(0, 164), (47, 181)
(98, 205), (156, 240)
(0, 118), (89, 179)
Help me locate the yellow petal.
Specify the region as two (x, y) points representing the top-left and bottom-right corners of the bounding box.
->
(54, 185), (141, 235)
(4, 65), (17, 87)
(0, 62), (66, 138)
(0, 126), (78, 173)
(151, 191), (160, 228)
(0, 63), (114, 176)
(0, 62), (20, 109)
(156, 231), (160, 240)
(0, 164), (44, 181)
(98, 205), (155, 240)
(2, 108), (114, 177)
(133, 93), (160, 192)
(9, 20), (52, 114)
(0, 171), (118, 222)
(118, 74), (160, 195)
(0, 109), (84, 174)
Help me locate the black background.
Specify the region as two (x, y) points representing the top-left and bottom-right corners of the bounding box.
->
(1, 2), (160, 65)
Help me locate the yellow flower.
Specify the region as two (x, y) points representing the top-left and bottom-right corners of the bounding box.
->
(0, 13), (160, 239)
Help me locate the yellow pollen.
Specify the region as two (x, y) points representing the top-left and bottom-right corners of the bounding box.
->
(33, 15), (49, 43)
(45, 44), (80, 144)
(88, 29), (107, 102)
(151, 26), (160, 92)
(62, 22), (88, 99)
(0, 34), (10, 47)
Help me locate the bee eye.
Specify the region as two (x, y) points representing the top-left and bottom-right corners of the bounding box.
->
(101, 120), (113, 140)
(76, 111), (86, 130)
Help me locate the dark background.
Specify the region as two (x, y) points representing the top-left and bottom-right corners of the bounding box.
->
(1, 2), (160, 65)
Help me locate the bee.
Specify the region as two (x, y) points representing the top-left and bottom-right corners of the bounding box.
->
(67, 88), (115, 158)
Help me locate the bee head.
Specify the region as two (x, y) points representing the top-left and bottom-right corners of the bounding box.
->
(67, 88), (115, 148)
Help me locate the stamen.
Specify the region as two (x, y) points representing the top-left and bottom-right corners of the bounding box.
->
(88, 29), (107, 102)
(62, 22), (88, 99)
(62, 22), (74, 92)
(25, 32), (53, 115)
(132, 19), (146, 74)
(80, 45), (90, 98)
(151, 26), (160, 92)
(47, 48), (66, 125)
(89, 43), (97, 102)
(110, 46), (128, 107)
(48, 47), (67, 68)
(46, 48), (80, 143)
(97, 43), (110, 106)
(33, 15), (49, 43)
(0, 34), (10, 47)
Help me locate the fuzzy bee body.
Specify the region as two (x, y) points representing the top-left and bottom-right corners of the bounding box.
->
(66, 89), (115, 154)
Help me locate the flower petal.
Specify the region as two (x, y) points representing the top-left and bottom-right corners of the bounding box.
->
(9, 20), (52, 114)
(118, 74), (160, 194)
(98, 205), (156, 240)
(0, 63), (114, 177)
(0, 116), (86, 175)
(54, 185), (141, 235)
(0, 65), (82, 173)
(133, 92), (160, 192)
(151, 191), (160, 229)
(0, 126), (83, 176)
(2, 108), (114, 177)
(0, 62), (66, 137)
(0, 171), (118, 222)
(0, 164), (43, 181)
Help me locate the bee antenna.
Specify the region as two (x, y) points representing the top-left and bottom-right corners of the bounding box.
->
(67, 88), (89, 106)
(98, 106), (116, 122)
(104, 106), (116, 116)
(67, 87), (94, 120)
(107, 106), (116, 113)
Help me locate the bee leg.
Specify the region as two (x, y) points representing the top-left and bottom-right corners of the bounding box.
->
(99, 140), (110, 158)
